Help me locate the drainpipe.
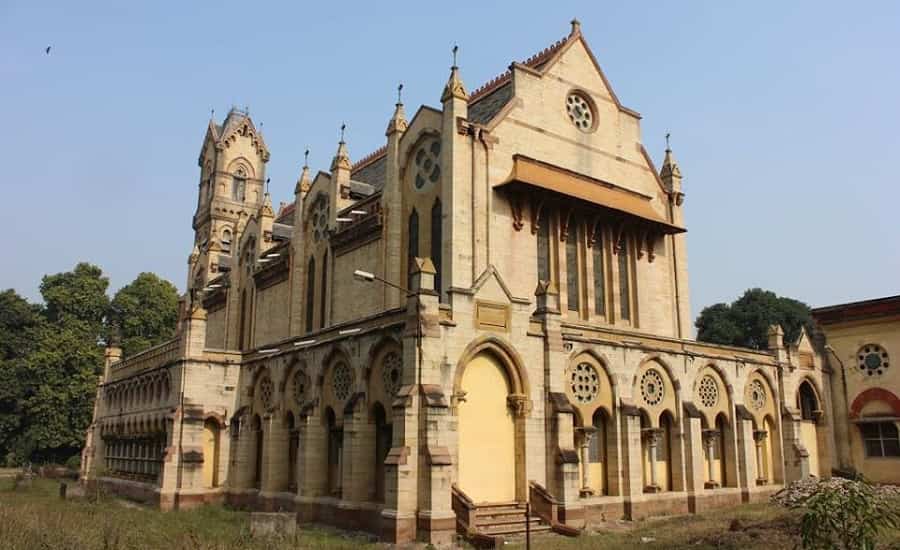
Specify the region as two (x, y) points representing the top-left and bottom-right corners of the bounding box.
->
(825, 345), (852, 469)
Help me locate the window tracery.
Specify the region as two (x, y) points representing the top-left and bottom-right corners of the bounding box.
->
(569, 362), (600, 404)
(640, 369), (664, 406)
(414, 140), (441, 190)
(698, 375), (718, 408)
(748, 379), (766, 411)
(566, 92), (595, 132)
(258, 375), (274, 410)
(332, 362), (353, 401)
(858, 344), (889, 376)
(381, 352), (402, 397)
(293, 370), (308, 405)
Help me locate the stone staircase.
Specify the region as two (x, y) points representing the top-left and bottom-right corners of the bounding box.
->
(451, 484), (579, 547)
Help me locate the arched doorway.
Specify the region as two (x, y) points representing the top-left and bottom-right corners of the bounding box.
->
(588, 408), (609, 495)
(286, 412), (298, 491)
(373, 403), (392, 503)
(326, 407), (343, 497)
(202, 419), (220, 488)
(458, 352), (516, 503)
(252, 415), (264, 489)
(798, 381), (820, 476)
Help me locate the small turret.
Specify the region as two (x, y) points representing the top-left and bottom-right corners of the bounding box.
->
(330, 125), (353, 213)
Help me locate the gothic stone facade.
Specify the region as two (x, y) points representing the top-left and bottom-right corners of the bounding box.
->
(81, 22), (879, 544)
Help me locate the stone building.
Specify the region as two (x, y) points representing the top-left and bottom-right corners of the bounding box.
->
(80, 21), (892, 545)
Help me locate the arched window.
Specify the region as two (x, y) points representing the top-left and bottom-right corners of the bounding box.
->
(232, 169), (246, 201)
(305, 256), (315, 333)
(537, 217), (550, 283)
(221, 228), (232, 254)
(566, 222), (580, 312)
(408, 209), (419, 289)
(592, 229), (606, 317)
(320, 251), (328, 329)
(617, 236), (631, 321)
(798, 382), (818, 420)
(589, 408), (608, 495)
(431, 200), (442, 298)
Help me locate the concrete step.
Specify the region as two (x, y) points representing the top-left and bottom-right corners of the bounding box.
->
(482, 523), (553, 536)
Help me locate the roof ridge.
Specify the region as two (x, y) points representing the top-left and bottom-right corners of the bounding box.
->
(468, 34), (570, 105)
(352, 144), (387, 173)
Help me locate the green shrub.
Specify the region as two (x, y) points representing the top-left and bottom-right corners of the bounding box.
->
(65, 454), (81, 470)
(800, 479), (900, 549)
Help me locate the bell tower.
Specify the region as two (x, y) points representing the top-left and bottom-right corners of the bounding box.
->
(188, 107), (270, 296)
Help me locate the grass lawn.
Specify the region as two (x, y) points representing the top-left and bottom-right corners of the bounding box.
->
(2, 478), (899, 549)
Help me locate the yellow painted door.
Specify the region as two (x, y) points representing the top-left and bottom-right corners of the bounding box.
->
(800, 421), (819, 476)
(202, 422), (217, 488)
(458, 353), (515, 503)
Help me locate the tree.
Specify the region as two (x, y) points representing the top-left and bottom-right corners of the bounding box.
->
(695, 288), (812, 349)
(106, 272), (179, 358)
(41, 263), (109, 336)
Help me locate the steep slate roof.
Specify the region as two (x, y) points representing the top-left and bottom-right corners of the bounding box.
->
(275, 203), (295, 225)
(351, 147), (387, 190)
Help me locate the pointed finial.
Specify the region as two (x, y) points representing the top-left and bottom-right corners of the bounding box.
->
(304, 148), (309, 168)
(340, 123), (346, 143)
(210, 108), (215, 119)
(570, 18), (581, 35)
(397, 83), (404, 105)
(452, 44), (459, 68)
(665, 132), (671, 152)
(265, 176), (270, 194)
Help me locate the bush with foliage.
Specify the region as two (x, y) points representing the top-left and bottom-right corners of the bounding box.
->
(695, 288), (812, 349)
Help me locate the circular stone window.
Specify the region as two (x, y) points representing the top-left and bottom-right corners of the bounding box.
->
(566, 92), (594, 132)
(332, 362), (353, 401)
(748, 379), (766, 411)
(414, 140), (441, 190)
(640, 369), (665, 406)
(698, 375), (718, 408)
(292, 370), (308, 405)
(858, 344), (889, 376)
(381, 352), (402, 397)
(259, 375), (274, 410)
(569, 362), (600, 405)
(311, 195), (329, 242)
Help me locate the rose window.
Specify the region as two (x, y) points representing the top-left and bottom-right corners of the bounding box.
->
(292, 370), (308, 405)
(641, 369), (665, 406)
(414, 140), (441, 190)
(332, 362), (353, 401)
(568, 362), (600, 405)
(310, 195), (329, 242)
(381, 352), (402, 397)
(748, 380), (766, 411)
(259, 375), (274, 410)
(566, 92), (594, 132)
(858, 344), (889, 376)
(698, 375), (718, 408)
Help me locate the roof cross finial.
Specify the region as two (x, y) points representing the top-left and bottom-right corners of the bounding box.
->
(452, 44), (459, 68)
(397, 83), (404, 105)
(340, 123), (346, 143)
(210, 108), (215, 119)
(665, 132), (671, 152)
(265, 177), (270, 194)
(304, 148), (309, 168)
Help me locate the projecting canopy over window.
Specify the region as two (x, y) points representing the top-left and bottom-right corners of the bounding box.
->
(497, 155), (685, 237)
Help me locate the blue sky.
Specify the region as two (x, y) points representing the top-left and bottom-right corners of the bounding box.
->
(1, 1), (898, 320)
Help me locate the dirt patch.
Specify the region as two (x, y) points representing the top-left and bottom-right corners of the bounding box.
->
(689, 514), (800, 549)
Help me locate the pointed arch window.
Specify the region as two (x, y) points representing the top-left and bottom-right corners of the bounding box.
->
(617, 236), (631, 321)
(566, 223), (580, 312)
(232, 168), (247, 201)
(431, 199), (442, 298)
(592, 229), (606, 317)
(537, 218), (550, 283)
(221, 228), (232, 254)
(408, 209), (419, 289)
(320, 251), (328, 329)
(305, 256), (315, 333)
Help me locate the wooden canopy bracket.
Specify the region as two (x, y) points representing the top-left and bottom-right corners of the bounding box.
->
(559, 207), (573, 243)
(587, 215), (603, 248)
(530, 197), (546, 235)
(510, 192), (525, 232)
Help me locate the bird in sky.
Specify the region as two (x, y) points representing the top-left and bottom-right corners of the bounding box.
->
(45, 46), (51, 55)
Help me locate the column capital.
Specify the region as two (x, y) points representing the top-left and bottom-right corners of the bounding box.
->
(752, 429), (768, 443)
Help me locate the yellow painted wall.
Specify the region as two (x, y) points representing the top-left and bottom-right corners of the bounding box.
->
(457, 353), (515, 503)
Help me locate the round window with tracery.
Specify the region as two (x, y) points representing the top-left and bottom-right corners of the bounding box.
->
(858, 344), (889, 376)
(698, 375), (718, 408)
(332, 362), (353, 401)
(259, 375), (274, 410)
(748, 379), (766, 411)
(569, 362), (600, 405)
(292, 370), (308, 405)
(414, 140), (441, 190)
(310, 195), (329, 242)
(381, 352), (402, 397)
(640, 369), (665, 406)
(566, 92), (594, 132)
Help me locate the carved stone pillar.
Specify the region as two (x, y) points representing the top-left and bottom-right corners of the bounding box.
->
(702, 429), (720, 489)
(643, 428), (662, 493)
(753, 429), (768, 485)
(578, 426), (597, 496)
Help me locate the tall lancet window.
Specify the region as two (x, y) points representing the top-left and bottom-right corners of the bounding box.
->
(232, 168), (246, 201)
(306, 256), (315, 333)
(566, 223), (580, 312)
(537, 219), (550, 283)
(320, 251), (328, 329)
(618, 236), (631, 321)
(431, 200), (442, 298)
(408, 209), (419, 290)
(592, 229), (606, 317)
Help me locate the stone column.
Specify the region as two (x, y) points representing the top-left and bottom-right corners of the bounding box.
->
(643, 428), (662, 492)
(620, 406), (645, 507)
(262, 414), (288, 495)
(702, 429), (720, 489)
(753, 430), (768, 485)
(578, 427), (597, 496)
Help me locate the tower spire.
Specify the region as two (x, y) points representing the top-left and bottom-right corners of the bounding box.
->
(441, 45), (467, 103)
(331, 124), (351, 172)
(295, 148), (311, 195)
(386, 83), (408, 135)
